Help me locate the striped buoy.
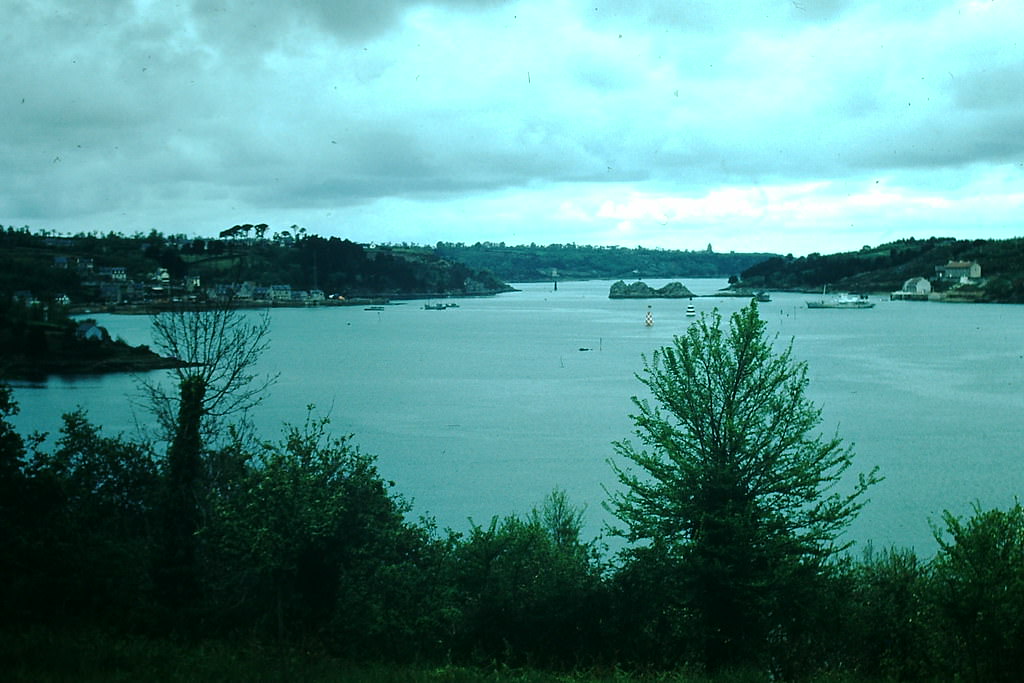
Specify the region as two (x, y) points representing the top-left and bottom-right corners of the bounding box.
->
(645, 307), (653, 327)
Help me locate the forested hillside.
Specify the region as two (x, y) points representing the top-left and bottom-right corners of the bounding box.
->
(434, 241), (776, 281)
(0, 226), (512, 306)
(740, 236), (1024, 302)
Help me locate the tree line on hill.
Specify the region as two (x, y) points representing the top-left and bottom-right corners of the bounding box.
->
(433, 241), (777, 282)
(739, 236), (1024, 302)
(0, 226), (511, 308)
(8, 224), (1024, 306)
(3, 301), (1023, 680)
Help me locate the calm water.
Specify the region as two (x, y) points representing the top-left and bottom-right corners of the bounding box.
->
(11, 279), (1024, 556)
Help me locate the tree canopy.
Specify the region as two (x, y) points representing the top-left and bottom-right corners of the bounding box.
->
(608, 301), (880, 669)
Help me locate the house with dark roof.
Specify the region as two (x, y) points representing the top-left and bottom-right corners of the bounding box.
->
(935, 260), (981, 281)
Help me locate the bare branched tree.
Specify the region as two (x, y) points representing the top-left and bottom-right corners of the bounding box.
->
(138, 302), (276, 606)
(139, 303), (276, 441)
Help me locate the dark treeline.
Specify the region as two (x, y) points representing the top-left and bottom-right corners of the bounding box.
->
(0, 297), (178, 379)
(3, 303), (1024, 681)
(740, 236), (1024, 301)
(0, 226), (510, 305)
(6, 397), (1023, 679)
(433, 241), (777, 282)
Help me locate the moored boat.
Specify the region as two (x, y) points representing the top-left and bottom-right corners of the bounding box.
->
(806, 292), (875, 309)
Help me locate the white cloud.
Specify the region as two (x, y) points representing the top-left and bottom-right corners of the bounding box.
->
(1, 0), (1021, 254)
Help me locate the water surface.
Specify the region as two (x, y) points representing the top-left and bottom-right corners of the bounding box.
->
(12, 279), (1024, 556)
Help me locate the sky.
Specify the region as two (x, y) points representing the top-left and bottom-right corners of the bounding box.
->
(2, 0), (1022, 256)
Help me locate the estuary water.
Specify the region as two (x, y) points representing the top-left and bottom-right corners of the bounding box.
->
(10, 279), (1024, 557)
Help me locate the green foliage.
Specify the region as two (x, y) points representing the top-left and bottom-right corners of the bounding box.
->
(740, 236), (1024, 301)
(840, 546), (936, 679)
(10, 316), (1024, 679)
(435, 242), (775, 282)
(931, 503), (1024, 681)
(156, 375), (207, 605)
(0, 301), (178, 380)
(607, 302), (879, 670)
(0, 226), (510, 304)
(444, 490), (606, 668)
(9, 410), (160, 625)
(201, 412), (443, 659)
(0, 384), (31, 624)
(0, 383), (26, 482)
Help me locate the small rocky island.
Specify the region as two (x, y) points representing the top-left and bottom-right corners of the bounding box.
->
(608, 280), (695, 299)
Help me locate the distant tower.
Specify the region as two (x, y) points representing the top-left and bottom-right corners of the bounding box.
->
(645, 305), (654, 327)
(706, 243), (713, 253)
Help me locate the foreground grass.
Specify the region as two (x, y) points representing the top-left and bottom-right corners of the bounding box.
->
(1, 626), (873, 682)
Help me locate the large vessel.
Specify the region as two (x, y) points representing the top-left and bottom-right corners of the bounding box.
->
(806, 292), (875, 309)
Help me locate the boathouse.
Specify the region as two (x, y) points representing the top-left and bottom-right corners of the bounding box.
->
(891, 277), (932, 301)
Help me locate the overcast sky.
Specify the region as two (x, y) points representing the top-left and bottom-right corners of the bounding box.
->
(2, 0), (1022, 255)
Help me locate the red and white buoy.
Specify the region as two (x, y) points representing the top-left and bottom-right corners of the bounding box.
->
(645, 306), (653, 327)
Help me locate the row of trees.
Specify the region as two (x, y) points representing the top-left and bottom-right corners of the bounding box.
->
(2, 302), (1022, 678)
(433, 241), (776, 282)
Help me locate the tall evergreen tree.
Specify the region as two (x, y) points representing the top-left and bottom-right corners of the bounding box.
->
(607, 301), (879, 670)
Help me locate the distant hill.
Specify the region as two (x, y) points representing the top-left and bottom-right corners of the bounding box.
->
(0, 227), (513, 307)
(433, 242), (776, 282)
(738, 236), (1024, 302)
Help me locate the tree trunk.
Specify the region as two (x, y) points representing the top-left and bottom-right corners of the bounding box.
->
(158, 375), (206, 606)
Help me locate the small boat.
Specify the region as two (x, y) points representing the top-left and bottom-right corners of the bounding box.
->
(754, 291), (771, 302)
(364, 305), (385, 311)
(806, 292), (875, 309)
(685, 303), (696, 316)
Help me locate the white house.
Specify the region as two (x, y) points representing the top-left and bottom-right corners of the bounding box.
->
(891, 276), (931, 301)
(935, 261), (981, 282)
(98, 266), (128, 281)
(269, 284), (292, 302)
(75, 319), (109, 342)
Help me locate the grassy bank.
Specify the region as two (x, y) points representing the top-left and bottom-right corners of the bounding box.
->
(1, 627), (875, 683)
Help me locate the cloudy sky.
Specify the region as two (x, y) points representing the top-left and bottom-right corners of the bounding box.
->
(3, 0), (1022, 255)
